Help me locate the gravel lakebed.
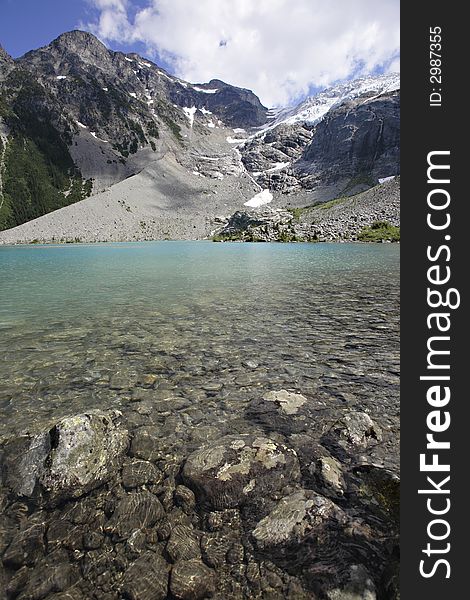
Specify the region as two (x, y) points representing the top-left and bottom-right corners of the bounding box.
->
(0, 243), (400, 600)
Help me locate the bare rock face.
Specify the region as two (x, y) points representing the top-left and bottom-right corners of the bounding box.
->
(0, 411), (128, 505)
(170, 558), (217, 600)
(182, 434), (301, 510)
(302, 93), (400, 183)
(0, 44), (14, 80)
(241, 122), (314, 189)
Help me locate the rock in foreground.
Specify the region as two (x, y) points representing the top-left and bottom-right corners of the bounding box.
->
(1, 411), (128, 505)
(252, 489), (346, 550)
(182, 434), (301, 510)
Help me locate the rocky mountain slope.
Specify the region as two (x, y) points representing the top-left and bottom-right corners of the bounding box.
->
(0, 31), (399, 243)
(241, 76), (399, 194)
(214, 177), (400, 242)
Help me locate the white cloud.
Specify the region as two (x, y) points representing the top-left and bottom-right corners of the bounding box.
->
(86, 0), (399, 107)
(86, 0), (132, 41)
(387, 57), (401, 74)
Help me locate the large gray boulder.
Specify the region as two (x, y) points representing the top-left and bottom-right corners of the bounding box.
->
(1, 411), (128, 505)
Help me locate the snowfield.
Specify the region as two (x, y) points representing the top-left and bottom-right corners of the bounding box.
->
(261, 73), (400, 133)
(244, 189), (273, 208)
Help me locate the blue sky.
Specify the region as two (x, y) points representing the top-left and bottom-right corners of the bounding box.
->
(0, 0), (399, 107)
(0, 0), (148, 58)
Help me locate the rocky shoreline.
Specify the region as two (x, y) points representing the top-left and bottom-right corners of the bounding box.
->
(0, 178), (399, 247)
(214, 179), (400, 244)
(1, 396), (399, 600)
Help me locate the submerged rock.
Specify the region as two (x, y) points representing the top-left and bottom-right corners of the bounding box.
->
(6, 562), (79, 600)
(170, 558), (217, 600)
(318, 456), (346, 495)
(130, 426), (161, 461)
(350, 465), (400, 523)
(247, 389), (332, 436)
(174, 485), (196, 514)
(2, 512), (47, 568)
(328, 412), (382, 447)
(201, 531), (234, 568)
(182, 434), (301, 510)
(252, 489), (346, 551)
(1, 411), (128, 505)
(320, 411), (383, 465)
(121, 551), (169, 600)
(326, 564), (377, 600)
(0, 433), (51, 498)
(121, 459), (162, 489)
(263, 390), (308, 415)
(166, 523), (201, 562)
(105, 490), (165, 539)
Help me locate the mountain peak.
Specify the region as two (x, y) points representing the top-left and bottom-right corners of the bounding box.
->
(0, 44), (13, 63)
(18, 30), (112, 70)
(50, 30), (109, 54)
(0, 44), (14, 80)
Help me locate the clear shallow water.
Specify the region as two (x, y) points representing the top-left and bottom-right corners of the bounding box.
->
(0, 241), (399, 463)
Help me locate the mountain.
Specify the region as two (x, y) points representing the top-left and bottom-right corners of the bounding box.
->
(0, 45), (14, 78)
(240, 74), (400, 192)
(263, 73), (400, 129)
(0, 31), (399, 243)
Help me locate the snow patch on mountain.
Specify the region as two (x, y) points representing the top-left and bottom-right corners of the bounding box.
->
(260, 73), (400, 133)
(227, 136), (247, 144)
(193, 86), (219, 94)
(183, 106), (197, 127)
(244, 189), (273, 208)
(379, 175), (396, 184)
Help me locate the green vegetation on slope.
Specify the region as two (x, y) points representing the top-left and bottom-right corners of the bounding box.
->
(0, 136), (92, 230)
(357, 221), (400, 242)
(0, 71), (92, 230)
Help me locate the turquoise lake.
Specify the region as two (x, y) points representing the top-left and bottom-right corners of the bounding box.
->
(0, 241), (400, 464)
